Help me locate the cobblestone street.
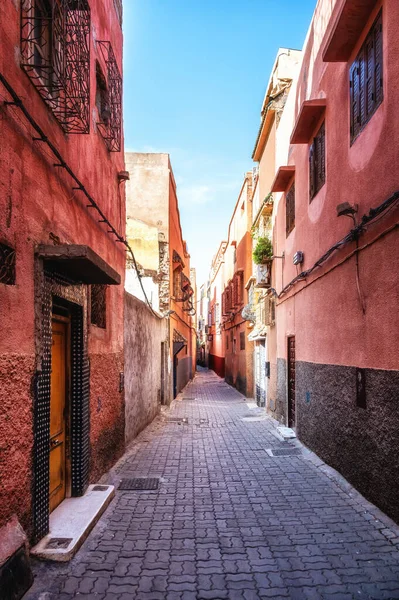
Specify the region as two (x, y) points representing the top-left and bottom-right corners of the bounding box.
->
(26, 369), (399, 600)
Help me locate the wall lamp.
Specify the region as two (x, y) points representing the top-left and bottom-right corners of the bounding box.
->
(337, 202), (358, 225)
(293, 251), (304, 265)
(118, 170), (130, 183)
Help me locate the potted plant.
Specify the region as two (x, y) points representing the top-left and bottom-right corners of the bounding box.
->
(253, 236), (273, 264)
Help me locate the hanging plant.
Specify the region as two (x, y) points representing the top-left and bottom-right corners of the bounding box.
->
(253, 237), (273, 264)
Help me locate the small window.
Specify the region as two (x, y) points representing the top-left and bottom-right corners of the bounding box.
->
(226, 335), (229, 350)
(96, 62), (111, 126)
(173, 268), (182, 299)
(309, 121), (325, 201)
(240, 332), (245, 351)
(0, 243), (16, 285)
(91, 284), (107, 329)
(215, 303), (220, 324)
(286, 182), (295, 236)
(350, 11), (383, 143)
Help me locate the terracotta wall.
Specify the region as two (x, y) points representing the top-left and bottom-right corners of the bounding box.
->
(0, 0), (125, 535)
(271, 0), (399, 521)
(124, 292), (168, 444)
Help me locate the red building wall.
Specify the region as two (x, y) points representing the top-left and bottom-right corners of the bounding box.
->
(272, 0), (399, 522)
(0, 0), (125, 541)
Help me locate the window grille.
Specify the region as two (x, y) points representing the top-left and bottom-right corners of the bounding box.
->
(0, 243), (16, 285)
(286, 182), (295, 236)
(240, 332), (245, 351)
(173, 268), (182, 299)
(20, 0), (91, 134)
(350, 11), (383, 143)
(96, 41), (122, 152)
(309, 121), (325, 201)
(91, 284), (107, 329)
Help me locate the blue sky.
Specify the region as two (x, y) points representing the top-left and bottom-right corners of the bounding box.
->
(123, 0), (316, 286)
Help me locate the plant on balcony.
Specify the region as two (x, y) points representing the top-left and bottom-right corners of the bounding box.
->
(253, 237), (273, 264)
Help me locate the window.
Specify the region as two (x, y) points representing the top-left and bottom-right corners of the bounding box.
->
(215, 304), (220, 324)
(240, 332), (245, 351)
(91, 285), (107, 329)
(226, 335), (229, 350)
(96, 62), (111, 127)
(309, 122), (325, 201)
(286, 182), (295, 236)
(96, 41), (123, 152)
(20, 0), (91, 133)
(173, 268), (181, 298)
(0, 243), (16, 285)
(350, 11), (383, 143)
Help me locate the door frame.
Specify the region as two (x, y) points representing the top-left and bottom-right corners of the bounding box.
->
(33, 267), (90, 544)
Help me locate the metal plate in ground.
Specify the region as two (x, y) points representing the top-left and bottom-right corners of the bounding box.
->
(266, 448), (302, 457)
(166, 417), (188, 424)
(45, 538), (73, 549)
(118, 478), (160, 491)
(92, 485), (110, 491)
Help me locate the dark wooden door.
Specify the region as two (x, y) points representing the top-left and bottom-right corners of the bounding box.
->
(287, 336), (296, 428)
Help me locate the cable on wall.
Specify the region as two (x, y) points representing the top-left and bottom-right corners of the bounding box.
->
(277, 191), (399, 299)
(0, 71), (160, 318)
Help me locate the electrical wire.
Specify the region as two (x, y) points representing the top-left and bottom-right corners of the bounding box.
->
(277, 191), (399, 299)
(0, 71), (161, 318)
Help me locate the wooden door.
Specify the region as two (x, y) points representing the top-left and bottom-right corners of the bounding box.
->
(287, 336), (296, 428)
(49, 319), (68, 512)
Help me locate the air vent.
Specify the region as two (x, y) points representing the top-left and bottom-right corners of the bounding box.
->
(119, 478), (160, 491)
(266, 448), (302, 457)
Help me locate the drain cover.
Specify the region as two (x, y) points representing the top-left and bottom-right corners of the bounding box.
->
(45, 538), (72, 549)
(266, 448), (302, 457)
(92, 485), (109, 491)
(166, 417), (188, 424)
(119, 478), (160, 491)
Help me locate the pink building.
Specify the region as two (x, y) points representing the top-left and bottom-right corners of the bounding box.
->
(0, 0), (125, 591)
(268, 0), (399, 522)
(207, 173), (254, 396)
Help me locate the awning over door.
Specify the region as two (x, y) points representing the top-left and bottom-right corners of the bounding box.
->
(37, 244), (121, 285)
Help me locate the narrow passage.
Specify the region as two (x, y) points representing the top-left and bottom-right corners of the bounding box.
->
(26, 369), (399, 600)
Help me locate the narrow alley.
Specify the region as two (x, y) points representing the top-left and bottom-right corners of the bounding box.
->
(25, 369), (399, 600)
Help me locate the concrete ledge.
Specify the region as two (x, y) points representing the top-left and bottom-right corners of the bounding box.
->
(31, 485), (114, 562)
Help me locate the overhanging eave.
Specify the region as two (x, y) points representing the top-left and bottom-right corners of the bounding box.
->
(37, 244), (121, 285)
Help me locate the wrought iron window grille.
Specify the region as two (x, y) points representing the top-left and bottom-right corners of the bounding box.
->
(0, 243), (16, 285)
(96, 41), (122, 152)
(20, 0), (91, 134)
(90, 284), (107, 328)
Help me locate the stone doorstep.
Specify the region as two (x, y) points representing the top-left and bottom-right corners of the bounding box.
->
(31, 484), (115, 562)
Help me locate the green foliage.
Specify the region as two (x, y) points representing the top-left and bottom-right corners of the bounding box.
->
(253, 236), (273, 264)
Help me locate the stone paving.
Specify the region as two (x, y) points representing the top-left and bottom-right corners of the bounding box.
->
(25, 369), (399, 600)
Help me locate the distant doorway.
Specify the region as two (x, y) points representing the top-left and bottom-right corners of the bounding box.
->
(255, 340), (267, 407)
(287, 336), (296, 427)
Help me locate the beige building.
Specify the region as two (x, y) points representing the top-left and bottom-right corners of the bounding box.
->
(125, 153), (195, 403)
(249, 48), (301, 408)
